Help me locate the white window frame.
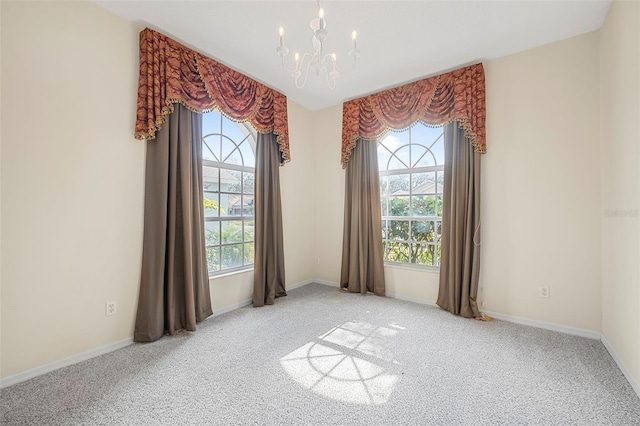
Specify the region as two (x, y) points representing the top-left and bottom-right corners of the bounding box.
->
(378, 124), (445, 270)
(202, 111), (257, 277)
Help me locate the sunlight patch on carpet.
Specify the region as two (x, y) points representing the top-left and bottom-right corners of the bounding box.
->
(280, 321), (401, 405)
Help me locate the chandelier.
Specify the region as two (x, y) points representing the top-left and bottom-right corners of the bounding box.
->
(276, 1), (360, 89)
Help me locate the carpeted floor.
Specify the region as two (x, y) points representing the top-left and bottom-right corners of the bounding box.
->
(1, 283), (639, 425)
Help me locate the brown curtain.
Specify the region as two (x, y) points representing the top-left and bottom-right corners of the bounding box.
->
(436, 121), (482, 318)
(253, 132), (286, 307)
(340, 138), (386, 295)
(134, 104), (212, 342)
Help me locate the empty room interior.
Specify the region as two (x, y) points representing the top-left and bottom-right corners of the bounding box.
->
(1, 0), (639, 424)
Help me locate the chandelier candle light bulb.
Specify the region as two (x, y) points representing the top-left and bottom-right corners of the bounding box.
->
(275, 1), (359, 89)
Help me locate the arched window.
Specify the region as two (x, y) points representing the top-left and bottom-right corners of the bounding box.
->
(378, 123), (445, 267)
(202, 111), (256, 275)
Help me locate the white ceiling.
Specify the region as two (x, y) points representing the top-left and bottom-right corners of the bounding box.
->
(94, 0), (611, 111)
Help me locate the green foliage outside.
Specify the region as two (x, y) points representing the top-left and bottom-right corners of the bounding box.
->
(205, 220), (254, 272)
(384, 193), (443, 266)
(203, 197), (224, 214)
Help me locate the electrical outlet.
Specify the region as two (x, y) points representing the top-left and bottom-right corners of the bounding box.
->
(539, 287), (550, 298)
(105, 301), (117, 316)
(316, 257), (320, 265)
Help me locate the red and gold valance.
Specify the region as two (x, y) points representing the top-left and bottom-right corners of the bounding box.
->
(135, 28), (290, 164)
(341, 63), (485, 168)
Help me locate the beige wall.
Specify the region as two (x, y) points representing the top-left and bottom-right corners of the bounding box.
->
(481, 32), (602, 331)
(311, 105), (344, 282)
(1, 1), (144, 377)
(311, 33), (603, 332)
(599, 0), (640, 387)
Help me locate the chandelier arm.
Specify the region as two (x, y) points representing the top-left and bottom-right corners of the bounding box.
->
(324, 68), (336, 90)
(294, 53), (313, 89)
(280, 54), (298, 75)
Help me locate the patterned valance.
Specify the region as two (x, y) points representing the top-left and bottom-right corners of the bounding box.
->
(341, 63), (485, 168)
(135, 28), (290, 164)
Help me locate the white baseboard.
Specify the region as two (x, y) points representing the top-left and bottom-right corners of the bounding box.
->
(386, 291), (438, 307)
(481, 310), (601, 340)
(287, 279), (314, 290)
(210, 298), (252, 317)
(0, 337), (133, 389)
(312, 279), (339, 287)
(601, 334), (640, 399)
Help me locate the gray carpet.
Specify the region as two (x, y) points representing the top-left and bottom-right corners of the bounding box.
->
(1, 283), (639, 425)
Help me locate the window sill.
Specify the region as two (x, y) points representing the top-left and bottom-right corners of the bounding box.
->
(208, 267), (253, 280)
(384, 262), (440, 274)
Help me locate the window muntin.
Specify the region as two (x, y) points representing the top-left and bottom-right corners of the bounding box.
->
(378, 123), (444, 268)
(203, 111), (256, 275)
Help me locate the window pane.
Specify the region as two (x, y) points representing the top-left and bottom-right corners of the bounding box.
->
(411, 220), (435, 242)
(244, 220), (255, 242)
(411, 172), (436, 194)
(381, 220), (388, 239)
(412, 243), (435, 266)
(221, 221), (243, 244)
(411, 195), (436, 216)
(380, 197), (388, 217)
(379, 176), (388, 197)
(388, 220), (409, 241)
(386, 242), (410, 262)
(203, 111), (221, 136)
(389, 196), (410, 216)
(221, 244), (243, 269)
(206, 247), (220, 272)
(389, 174), (410, 194)
(239, 140), (255, 167)
(223, 169), (242, 193)
(222, 137), (241, 165)
(244, 243), (254, 265)
(431, 134), (445, 166)
(203, 166), (219, 192)
(388, 145), (411, 170)
(222, 116), (246, 143)
(205, 221), (220, 246)
(242, 195), (254, 217)
(204, 193), (220, 218)
(410, 144), (433, 168)
(226, 194), (243, 216)
(243, 172), (255, 194)
(377, 145), (392, 171)
(202, 135), (220, 162)
(379, 131), (407, 152)
(218, 194), (231, 217)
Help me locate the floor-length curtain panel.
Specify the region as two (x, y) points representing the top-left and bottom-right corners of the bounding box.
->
(340, 138), (386, 295)
(253, 132), (286, 307)
(134, 105), (212, 342)
(436, 121), (482, 318)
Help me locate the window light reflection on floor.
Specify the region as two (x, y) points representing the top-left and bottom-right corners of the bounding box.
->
(280, 321), (401, 405)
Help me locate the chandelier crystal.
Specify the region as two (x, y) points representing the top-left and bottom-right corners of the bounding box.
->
(276, 1), (359, 89)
